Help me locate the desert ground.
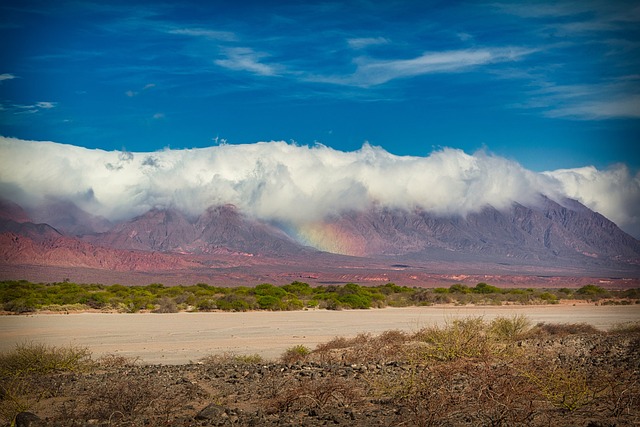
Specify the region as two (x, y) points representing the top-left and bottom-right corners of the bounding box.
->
(1, 304), (638, 364)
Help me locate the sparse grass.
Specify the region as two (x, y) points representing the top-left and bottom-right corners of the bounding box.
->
(0, 342), (92, 376)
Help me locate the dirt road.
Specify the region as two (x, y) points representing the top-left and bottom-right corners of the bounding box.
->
(1, 305), (638, 364)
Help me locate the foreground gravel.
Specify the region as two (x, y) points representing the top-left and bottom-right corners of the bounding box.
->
(6, 328), (640, 427)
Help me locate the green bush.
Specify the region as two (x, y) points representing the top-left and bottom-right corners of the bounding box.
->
(415, 317), (492, 361)
(0, 280), (636, 313)
(281, 345), (311, 364)
(473, 282), (501, 294)
(449, 284), (471, 293)
(490, 314), (531, 341)
(576, 284), (606, 295)
(257, 295), (282, 310)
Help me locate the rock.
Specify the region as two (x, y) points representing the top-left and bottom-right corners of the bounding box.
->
(15, 412), (42, 427)
(195, 403), (227, 420)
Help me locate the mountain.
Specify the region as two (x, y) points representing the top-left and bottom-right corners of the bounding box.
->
(86, 208), (198, 252)
(27, 200), (113, 236)
(306, 196), (640, 265)
(0, 232), (200, 271)
(0, 196), (638, 285)
(0, 199), (31, 223)
(85, 204), (310, 256)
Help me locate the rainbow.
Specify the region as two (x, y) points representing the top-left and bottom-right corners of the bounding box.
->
(295, 222), (366, 257)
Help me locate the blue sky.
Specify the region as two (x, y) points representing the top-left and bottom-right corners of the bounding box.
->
(1, 0), (639, 171)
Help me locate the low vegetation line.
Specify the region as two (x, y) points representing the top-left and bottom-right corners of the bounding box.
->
(1, 280), (638, 314)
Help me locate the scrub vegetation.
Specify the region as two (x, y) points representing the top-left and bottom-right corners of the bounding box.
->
(1, 280), (638, 313)
(1, 316), (638, 426)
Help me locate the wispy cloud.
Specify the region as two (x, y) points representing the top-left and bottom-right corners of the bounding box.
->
(214, 47), (282, 76)
(168, 27), (237, 41)
(347, 37), (390, 49)
(314, 47), (533, 87)
(1, 101), (57, 114)
(495, 2), (640, 37)
(125, 83), (156, 98)
(518, 77), (640, 120)
(545, 95), (640, 120)
(0, 73), (17, 82)
(35, 101), (56, 109)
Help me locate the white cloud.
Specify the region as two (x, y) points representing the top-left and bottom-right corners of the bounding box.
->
(545, 94), (640, 120)
(1, 101), (57, 114)
(0, 137), (637, 238)
(214, 47), (281, 76)
(347, 37), (390, 49)
(316, 47), (533, 87)
(125, 83), (155, 98)
(0, 73), (17, 82)
(168, 28), (237, 41)
(35, 101), (56, 109)
(522, 79), (640, 120)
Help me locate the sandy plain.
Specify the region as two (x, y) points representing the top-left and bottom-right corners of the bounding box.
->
(1, 305), (639, 364)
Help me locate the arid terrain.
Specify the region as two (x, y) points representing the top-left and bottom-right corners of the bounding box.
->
(1, 306), (639, 426)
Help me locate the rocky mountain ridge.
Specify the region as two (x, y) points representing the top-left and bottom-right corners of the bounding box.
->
(0, 196), (639, 284)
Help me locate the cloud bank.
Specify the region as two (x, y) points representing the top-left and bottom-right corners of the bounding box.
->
(0, 137), (638, 238)
(544, 165), (640, 239)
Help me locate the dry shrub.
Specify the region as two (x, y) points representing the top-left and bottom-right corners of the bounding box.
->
(315, 336), (351, 352)
(589, 366), (640, 419)
(373, 329), (409, 360)
(0, 375), (43, 425)
(200, 352), (263, 365)
(312, 333), (373, 364)
(0, 342), (92, 376)
(524, 364), (598, 412)
(371, 358), (543, 427)
(470, 361), (541, 426)
(83, 374), (159, 420)
(609, 321), (640, 335)
(528, 322), (600, 337)
(271, 376), (361, 413)
(96, 353), (140, 369)
(312, 330), (409, 364)
(370, 359), (470, 427)
(0, 343), (93, 425)
(57, 371), (204, 425)
(153, 296), (178, 313)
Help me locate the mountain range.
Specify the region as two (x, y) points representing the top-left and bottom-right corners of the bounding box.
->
(0, 195), (639, 287)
